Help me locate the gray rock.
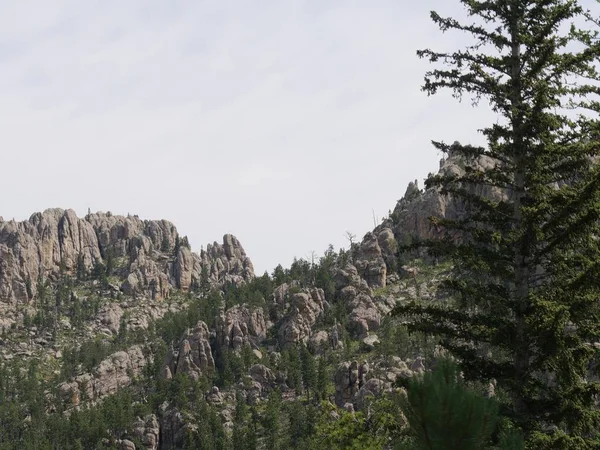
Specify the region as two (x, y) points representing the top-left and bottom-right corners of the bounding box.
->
(362, 334), (380, 350)
(278, 287), (326, 345)
(217, 305), (267, 351)
(164, 321), (215, 381)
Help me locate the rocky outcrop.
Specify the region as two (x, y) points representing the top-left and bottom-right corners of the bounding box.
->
(340, 286), (381, 337)
(131, 415), (160, 450)
(96, 303), (124, 335)
(354, 232), (387, 288)
(0, 209), (102, 305)
(278, 287), (326, 345)
(334, 264), (369, 292)
(248, 364), (277, 391)
(389, 145), (505, 247)
(122, 251), (170, 301)
(334, 357), (415, 410)
(334, 360), (369, 407)
(216, 305), (267, 351)
(94, 345), (147, 398)
(0, 209), (254, 309)
(174, 234), (254, 291)
(59, 345), (148, 406)
(163, 321), (215, 381)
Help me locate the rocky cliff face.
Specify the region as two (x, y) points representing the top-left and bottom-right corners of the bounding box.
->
(163, 321), (215, 381)
(174, 235), (254, 292)
(387, 144), (505, 247)
(216, 304), (268, 351)
(0, 209), (254, 322)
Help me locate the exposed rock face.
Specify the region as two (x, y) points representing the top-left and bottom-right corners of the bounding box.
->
(94, 345), (147, 398)
(248, 364), (277, 392)
(334, 360), (369, 407)
(308, 330), (329, 353)
(278, 287), (326, 345)
(59, 345), (148, 406)
(175, 234), (254, 291)
(340, 286), (381, 337)
(216, 305), (267, 351)
(334, 264), (369, 291)
(132, 415), (160, 450)
(354, 232), (387, 288)
(0, 209), (102, 305)
(122, 252), (170, 301)
(97, 303), (124, 335)
(0, 209), (254, 309)
(355, 378), (387, 411)
(163, 321), (215, 381)
(389, 147), (505, 247)
(206, 386), (224, 405)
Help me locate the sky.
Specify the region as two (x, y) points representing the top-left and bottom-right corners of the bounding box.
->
(0, 0), (503, 274)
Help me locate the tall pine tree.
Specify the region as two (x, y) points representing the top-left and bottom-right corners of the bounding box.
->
(393, 0), (600, 446)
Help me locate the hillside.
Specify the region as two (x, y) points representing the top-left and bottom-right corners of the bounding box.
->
(0, 149), (488, 449)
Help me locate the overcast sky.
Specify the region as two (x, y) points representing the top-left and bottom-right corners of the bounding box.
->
(0, 0), (505, 274)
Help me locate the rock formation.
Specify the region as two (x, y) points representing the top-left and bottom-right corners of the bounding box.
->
(278, 286), (326, 345)
(163, 321), (215, 381)
(388, 145), (505, 247)
(59, 345), (148, 406)
(216, 304), (268, 351)
(175, 234), (254, 291)
(0, 209), (254, 319)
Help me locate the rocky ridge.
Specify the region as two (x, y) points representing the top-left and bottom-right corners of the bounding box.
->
(0, 150), (484, 449)
(0, 209), (253, 325)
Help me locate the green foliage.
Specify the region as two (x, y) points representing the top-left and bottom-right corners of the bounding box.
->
(393, 0), (600, 443)
(309, 401), (389, 450)
(232, 392), (258, 450)
(283, 346), (303, 394)
(222, 273), (273, 310)
(75, 253), (86, 281)
(161, 233), (171, 252)
(270, 246), (341, 301)
(285, 400), (317, 448)
(316, 357), (328, 401)
(215, 348), (245, 388)
(263, 390), (283, 450)
(378, 318), (438, 362)
(398, 359), (514, 450)
(300, 344), (317, 401)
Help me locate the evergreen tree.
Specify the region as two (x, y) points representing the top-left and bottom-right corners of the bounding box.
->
(161, 233), (170, 253)
(263, 390), (283, 450)
(285, 347), (302, 394)
(174, 235), (181, 257)
(316, 357), (328, 401)
(104, 248), (114, 275)
(300, 344), (316, 401)
(393, 0), (600, 445)
(398, 358), (522, 450)
(76, 253), (86, 281)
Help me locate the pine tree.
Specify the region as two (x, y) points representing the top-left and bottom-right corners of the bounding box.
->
(393, 0), (600, 445)
(300, 344), (316, 401)
(174, 235), (181, 257)
(76, 253), (86, 281)
(263, 390), (282, 450)
(285, 347), (302, 394)
(398, 358), (523, 450)
(316, 357), (328, 401)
